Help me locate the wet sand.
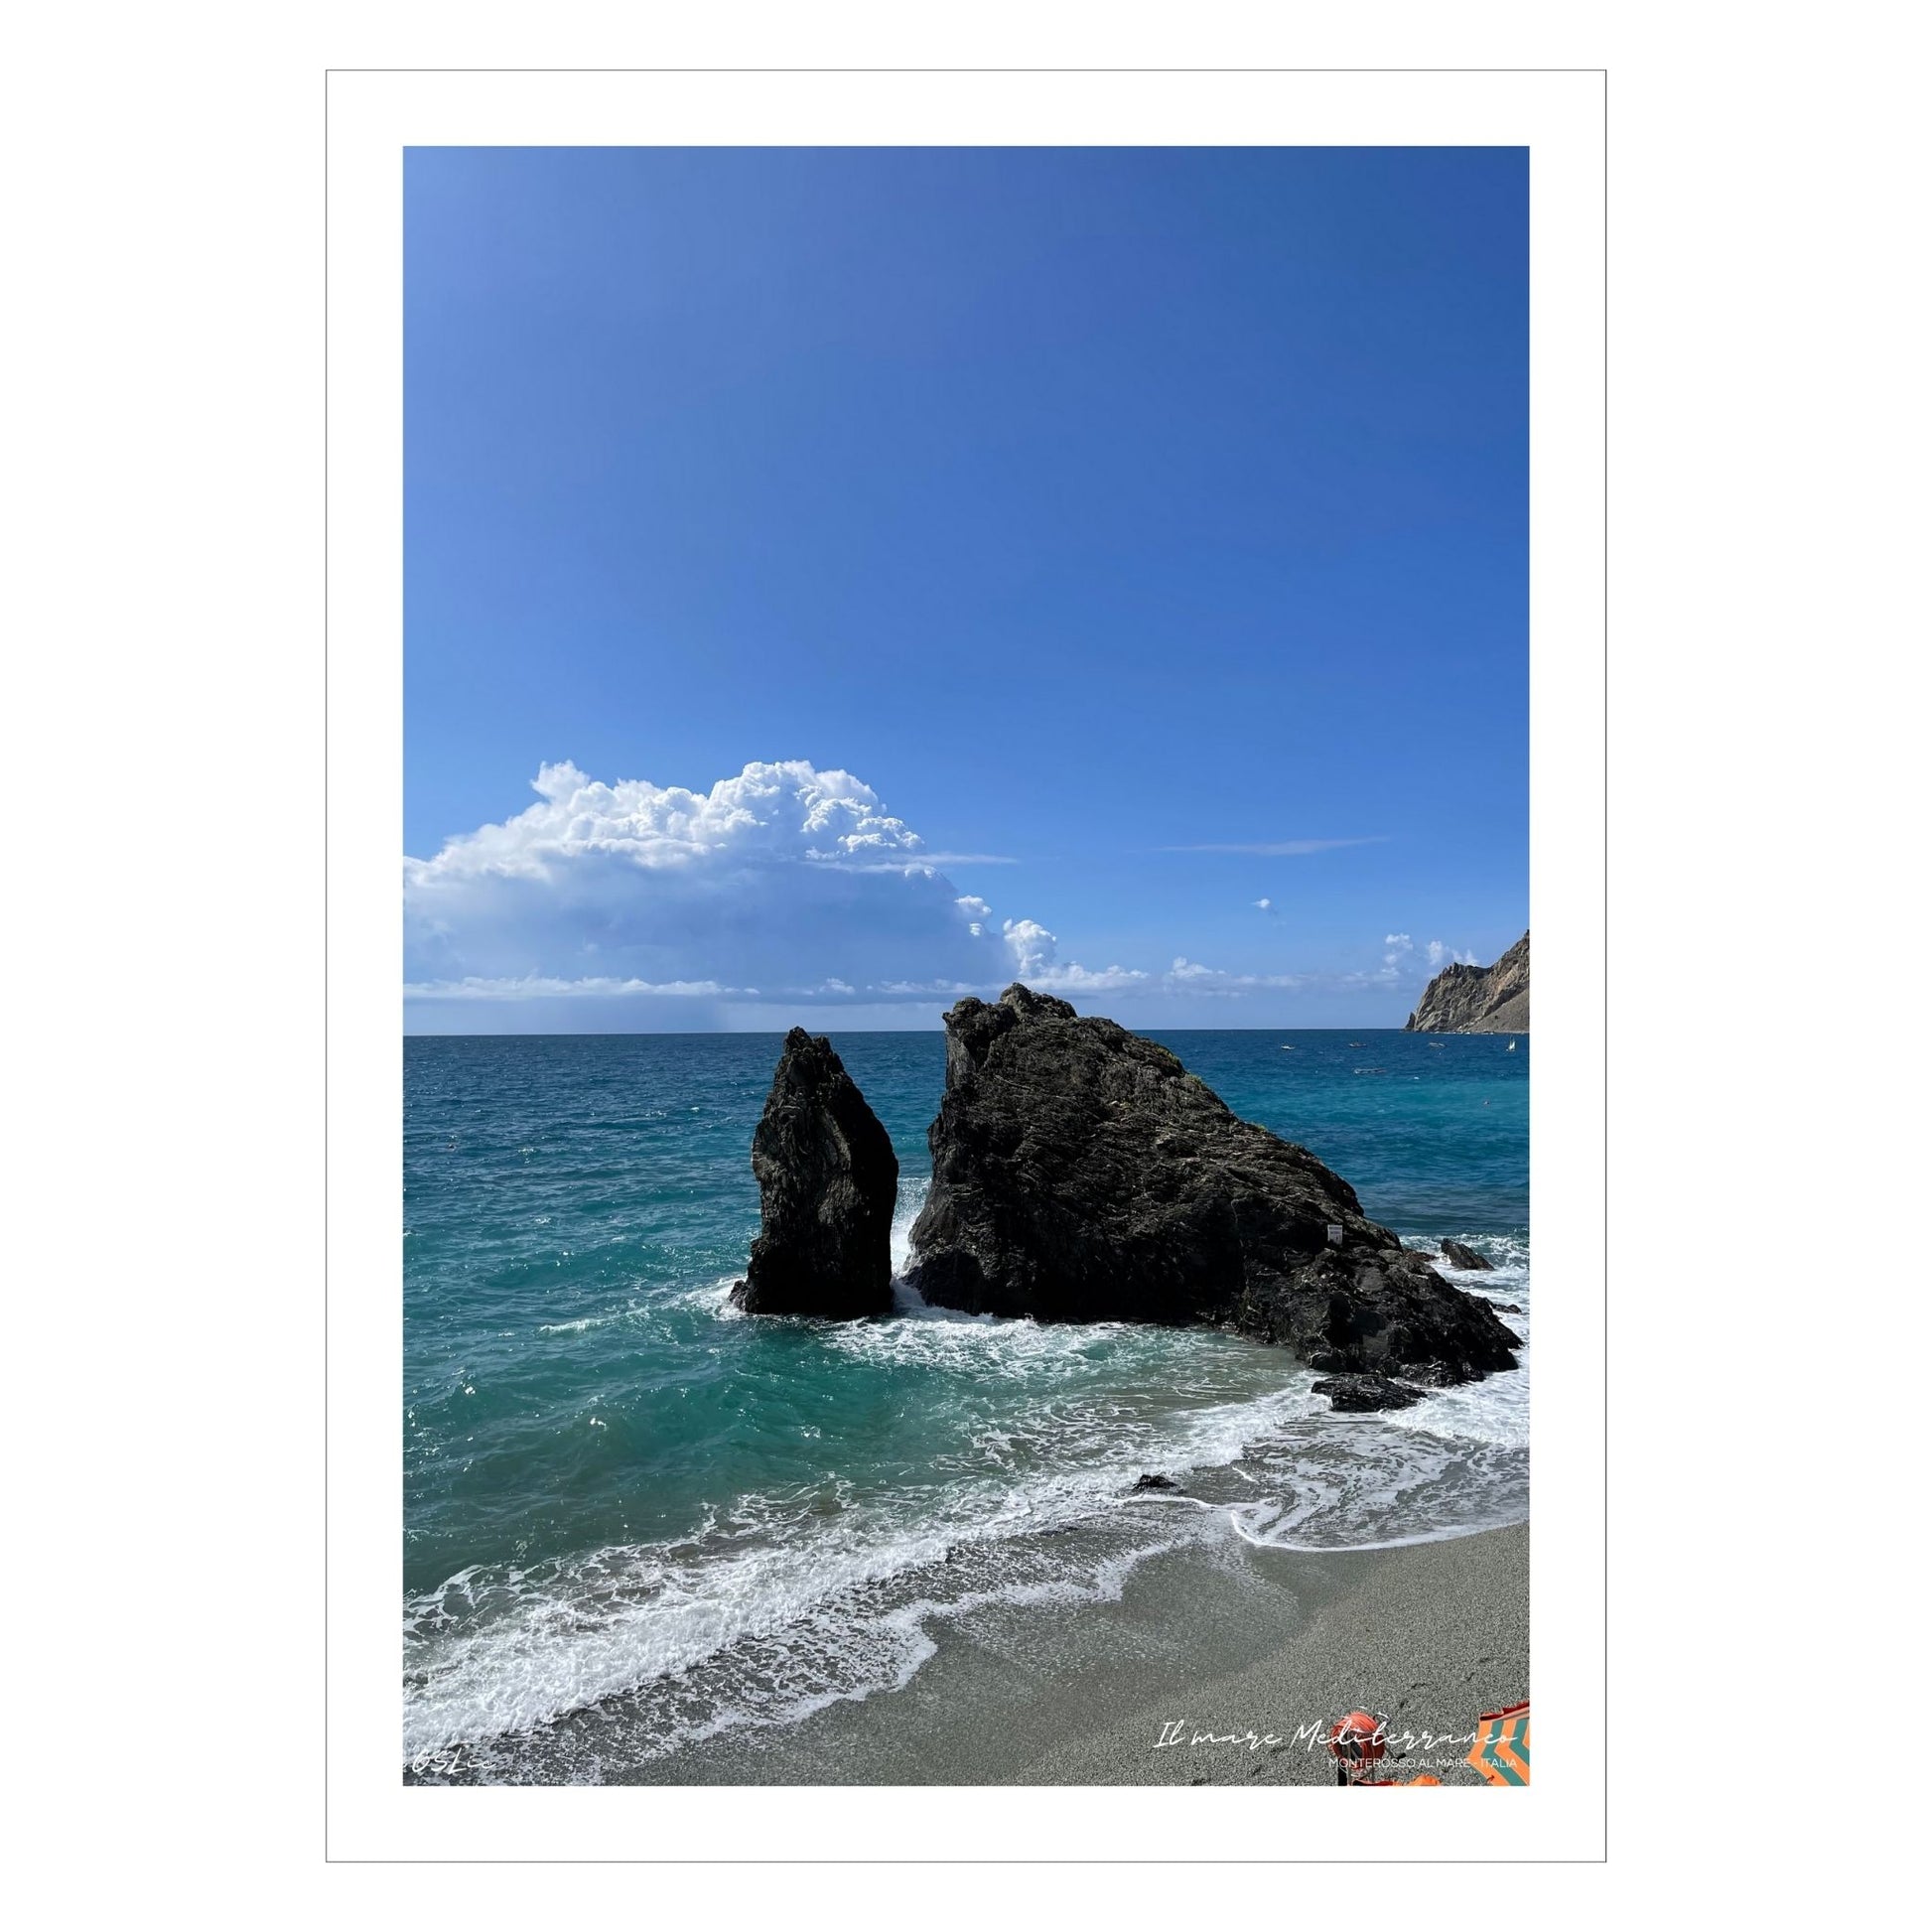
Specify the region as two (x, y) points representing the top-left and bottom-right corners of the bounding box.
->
(620, 1521), (1527, 1786)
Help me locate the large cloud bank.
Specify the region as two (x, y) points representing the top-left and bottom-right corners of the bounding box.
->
(404, 759), (1480, 1028)
(404, 759), (1129, 1010)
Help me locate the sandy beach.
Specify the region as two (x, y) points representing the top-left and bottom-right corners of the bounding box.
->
(618, 1521), (1527, 1787)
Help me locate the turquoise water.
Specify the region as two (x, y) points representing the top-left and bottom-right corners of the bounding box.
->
(403, 1028), (1528, 1780)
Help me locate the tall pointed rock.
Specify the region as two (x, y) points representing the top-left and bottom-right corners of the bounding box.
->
(731, 1029), (898, 1319)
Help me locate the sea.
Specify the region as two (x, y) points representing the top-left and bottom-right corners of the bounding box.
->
(402, 1027), (1528, 1782)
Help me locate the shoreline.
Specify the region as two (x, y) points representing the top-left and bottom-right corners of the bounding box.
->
(609, 1520), (1527, 1787)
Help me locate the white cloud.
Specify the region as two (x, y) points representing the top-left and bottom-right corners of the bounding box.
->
(417, 758), (927, 880)
(403, 759), (1455, 1026)
(1001, 918), (1145, 994)
(405, 759), (1129, 1016)
(1340, 931), (1480, 990)
(1421, 938), (1480, 972)
(406, 760), (1019, 1005)
(402, 974), (735, 1001)
(1000, 917), (1054, 976)
(1164, 956), (1310, 995)
(1340, 932), (1410, 987)
(1163, 836), (1387, 856)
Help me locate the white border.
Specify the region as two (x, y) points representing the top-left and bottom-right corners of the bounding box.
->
(328, 69), (1603, 1862)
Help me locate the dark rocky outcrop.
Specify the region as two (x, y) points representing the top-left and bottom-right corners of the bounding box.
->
(1404, 931), (1530, 1034)
(1130, 1472), (1180, 1492)
(905, 985), (1519, 1384)
(1311, 1373), (1427, 1413)
(1439, 1239), (1494, 1272)
(729, 1029), (897, 1319)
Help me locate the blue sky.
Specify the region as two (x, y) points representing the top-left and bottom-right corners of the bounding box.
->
(405, 146), (1526, 1032)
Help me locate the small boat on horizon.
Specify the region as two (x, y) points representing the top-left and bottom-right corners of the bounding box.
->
(1507, 1039), (1518, 1051)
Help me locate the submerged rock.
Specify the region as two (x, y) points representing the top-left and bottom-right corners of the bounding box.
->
(905, 985), (1520, 1384)
(1130, 1472), (1180, 1492)
(1439, 1239), (1494, 1272)
(730, 1029), (898, 1319)
(1311, 1373), (1426, 1413)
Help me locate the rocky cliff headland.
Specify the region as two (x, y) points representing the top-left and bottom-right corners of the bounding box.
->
(1403, 931), (1529, 1035)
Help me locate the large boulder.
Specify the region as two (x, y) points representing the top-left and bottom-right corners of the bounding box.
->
(905, 985), (1518, 1384)
(730, 1029), (898, 1319)
(1311, 1373), (1427, 1413)
(1439, 1239), (1494, 1272)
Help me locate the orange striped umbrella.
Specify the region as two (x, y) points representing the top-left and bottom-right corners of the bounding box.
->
(1466, 1701), (1531, 1786)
